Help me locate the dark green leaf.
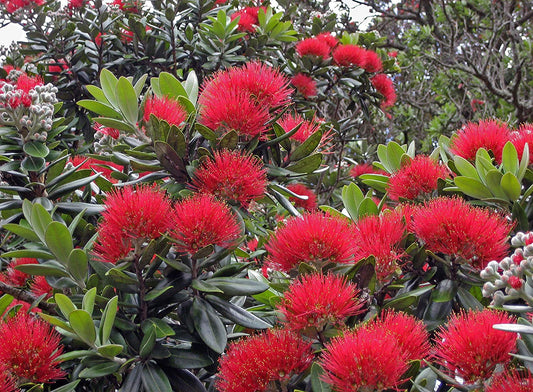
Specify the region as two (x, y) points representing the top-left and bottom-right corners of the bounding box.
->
(141, 318), (176, 338)
(165, 347), (213, 369)
(191, 297), (227, 353)
(23, 141), (49, 158)
(206, 294), (272, 329)
(208, 277), (269, 296)
(139, 326), (157, 358)
(290, 129), (322, 162)
(68, 249), (88, 283)
(21, 156), (46, 172)
(141, 363), (172, 392)
(45, 221), (73, 265)
(69, 309), (96, 346)
(97, 344), (123, 358)
(311, 362), (332, 392)
(285, 153), (322, 173)
(79, 361), (121, 378)
(99, 296), (118, 344)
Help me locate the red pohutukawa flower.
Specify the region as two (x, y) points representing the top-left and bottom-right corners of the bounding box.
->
(70, 156), (123, 183)
(217, 329), (313, 392)
(316, 32), (338, 49)
(433, 309), (517, 383)
(1, 0), (43, 12)
(291, 73), (317, 98)
(320, 328), (408, 392)
(143, 96), (187, 127)
(295, 37), (331, 59)
(352, 211), (406, 281)
(387, 155), (450, 201)
(332, 44), (367, 67)
(278, 113), (320, 143)
(277, 273), (364, 332)
(450, 119), (511, 163)
(412, 197), (512, 269)
(192, 150), (267, 207)
(510, 123), (533, 164)
(0, 313), (65, 383)
(287, 183), (318, 211)
(4, 258), (38, 286)
(230, 7), (265, 33)
(30, 276), (53, 298)
(485, 369), (533, 392)
(265, 213), (356, 272)
(0, 366), (15, 392)
(371, 73), (397, 108)
(101, 185), (173, 240)
(171, 194), (242, 254)
(93, 225), (134, 264)
(350, 162), (387, 178)
(363, 49), (383, 73)
(364, 310), (431, 361)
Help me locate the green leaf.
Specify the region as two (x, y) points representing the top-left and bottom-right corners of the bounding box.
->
(69, 309), (96, 347)
(158, 72), (188, 100)
(453, 156), (479, 179)
(518, 143), (529, 181)
(195, 124), (217, 140)
(77, 100), (122, 119)
(67, 248), (88, 283)
(99, 69), (119, 108)
(97, 344), (123, 358)
(311, 362), (332, 392)
(21, 156), (45, 172)
(47, 172), (102, 199)
(359, 173), (389, 193)
(500, 172), (521, 201)
(484, 170), (508, 200)
(456, 287), (483, 311)
(93, 117), (135, 133)
(207, 277), (269, 296)
(141, 318), (176, 338)
(206, 294), (272, 329)
(139, 326), (157, 358)
(16, 262), (68, 277)
(191, 279), (224, 294)
(386, 141), (406, 171)
(55, 293), (77, 319)
(358, 197), (379, 218)
(218, 130), (239, 150)
(82, 287), (97, 315)
(50, 380), (81, 392)
(165, 348), (214, 369)
(493, 323), (533, 334)
(453, 176), (493, 199)
(79, 362), (121, 378)
(290, 129), (322, 162)
(23, 141), (49, 158)
(141, 364), (172, 392)
(183, 70), (199, 104)
(3, 223), (40, 242)
(30, 202), (52, 242)
(430, 279), (458, 303)
(501, 141), (519, 175)
(342, 182), (364, 221)
(45, 221), (73, 265)
(99, 296), (118, 344)
(39, 313), (74, 333)
(86, 85), (110, 104)
(0, 294), (14, 317)
(116, 77), (139, 125)
(286, 153), (322, 173)
(191, 297), (227, 353)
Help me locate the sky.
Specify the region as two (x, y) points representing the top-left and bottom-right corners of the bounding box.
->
(0, 2), (372, 47)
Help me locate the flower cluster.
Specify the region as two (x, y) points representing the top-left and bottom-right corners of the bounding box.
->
(286, 183), (317, 211)
(231, 6), (266, 33)
(332, 44), (383, 73)
(371, 73), (397, 108)
(143, 96), (188, 128)
(0, 0), (43, 13)
(278, 112), (321, 143)
(291, 73), (317, 98)
(0, 258), (53, 299)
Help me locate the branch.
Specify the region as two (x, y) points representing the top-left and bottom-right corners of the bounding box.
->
(0, 281), (57, 315)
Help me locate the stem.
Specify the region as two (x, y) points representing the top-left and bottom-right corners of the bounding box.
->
(133, 254), (148, 322)
(0, 281), (57, 314)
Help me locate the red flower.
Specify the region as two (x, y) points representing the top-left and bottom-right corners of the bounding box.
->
(316, 32), (338, 49)
(295, 38), (331, 59)
(350, 162), (387, 177)
(364, 310), (431, 361)
(332, 44), (367, 67)
(352, 211), (407, 281)
(508, 275), (523, 289)
(510, 123), (533, 164)
(143, 96), (187, 128)
(387, 155), (450, 201)
(0, 313), (65, 383)
(30, 276), (53, 298)
(450, 119), (511, 163)
(278, 113), (320, 143)
(4, 258), (38, 286)
(486, 370), (533, 392)
(171, 194), (242, 254)
(101, 185), (173, 240)
(433, 309), (517, 383)
(192, 149), (267, 207)
(320, 328), (408, 392)
(93, 225), (133, 264)
(412, 197), (512, 269)
(0, 366), (15, 392)
(2, 0), (43, 12)
(48, 59), (68, 74)
(95, 32), (104, 47)
(230, 7), (265, 33)
(265, 212), (356, 272)
(287, 183), (318, 211)
(95, 122), (119, 139)
(112, 0), (140, 13)
(371, 73), (396, 108)
(277, 273), (364, 331)
(69, 156), (123, 183)
(217, 329), (313, 392)
(388, 51), (398, 58)
(291, 73), (317, 98)
(363, 49), (383, 73)
(5, 73), (43, 108)
(68, 0), (83, 8)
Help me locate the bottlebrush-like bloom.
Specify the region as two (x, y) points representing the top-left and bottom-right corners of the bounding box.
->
(510, 123), (533, 164)
(101, 185), (173, 240)
(485, 370), (533, 392)
(291, 73), (317, 98)
(371, 73), (396, 108)
(320, 328), (408, 392)
(217, 329), (313, 392)
(412, 197), (512, 269)
(231, 7), (265, 33)
(278, 113), (320, 143)
(48, 59), (68, 73)
(95, 122), (119, 139)
(69, 156), (123, 183)
(350, 162), (387, 178)
(296, 37), (331, 59)
(332, 44), (367, 67)
(316, 32), (338, 49)
(112, 0), (140, 13)
(450, 119), (511, 163)
(0, 313), (65, 383)
(4, 258), (38, 286)
(93, 225), (133, 264)
(363, 49), (383, 73)
(68, 0), (83, 8)
(30, 276), (53, 298)
(143, 96), (187, 127)
(171, 194), (242, 254)
(387, 155), (450, 201)
(352, 211), (406, 281)
(4, 73), (43, 108)
(364, 310), (431, 361)
(265, 213), (356, 272)
(192, 150), (267, 207)
(434, 309), (517, 383)
(0, 367), (15, 392)
(1, 0), (43, 12)
(287, 183), (318, 211)
(277, 273), (364, 331)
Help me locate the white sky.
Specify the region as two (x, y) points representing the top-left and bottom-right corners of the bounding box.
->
(0, 2), (371, 46)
